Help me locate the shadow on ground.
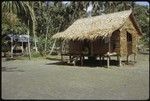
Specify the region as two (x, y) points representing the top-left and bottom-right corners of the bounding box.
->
(45, 60), (131, 68)
(2, 67), (24, 72)
(46, 57), (61, 61)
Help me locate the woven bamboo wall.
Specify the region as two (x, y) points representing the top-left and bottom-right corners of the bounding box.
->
(68, 17), (139, 56)
(120, 18), (139, 56)
(120, 28), (127, 56)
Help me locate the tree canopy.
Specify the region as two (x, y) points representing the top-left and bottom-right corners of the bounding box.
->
(2, 1), (149, 55)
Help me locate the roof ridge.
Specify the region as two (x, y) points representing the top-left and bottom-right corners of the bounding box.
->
(76, 9), (132, 22)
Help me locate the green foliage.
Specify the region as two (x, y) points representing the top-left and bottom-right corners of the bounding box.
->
(31, 51), (42, 58)
(2, 1), (149, 54)
(134, 4), (149, 46)
(2, 12), (28, 35)
(36, 35), (53, 56)
(2, 1), (36, 45)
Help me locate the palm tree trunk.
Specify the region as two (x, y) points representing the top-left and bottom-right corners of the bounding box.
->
(33, 34), (38, 52)
(27, 20), (31, 59)
(32, 12), (38, 52)
(49, 39), (57, 55)
(30, 2), (38, 52)
(49, 23), (62, 55)
(27, 29), (31, 60)
(44, 25), (49, 52)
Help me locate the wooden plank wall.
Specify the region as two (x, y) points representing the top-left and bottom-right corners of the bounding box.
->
(110, 30), (120, 54)
(69, 40), (83, 55)
(92, 39), (108, 55)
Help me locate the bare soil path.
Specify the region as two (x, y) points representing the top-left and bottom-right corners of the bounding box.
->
(2, 54), (149, 100)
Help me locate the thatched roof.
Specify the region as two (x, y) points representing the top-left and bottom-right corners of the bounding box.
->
(4, 34), (32, 42)
(52, 10), (142, 40)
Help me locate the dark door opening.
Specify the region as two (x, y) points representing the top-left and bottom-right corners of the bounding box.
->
(83, 39), (91, 55)
(127, 32), (132, 54)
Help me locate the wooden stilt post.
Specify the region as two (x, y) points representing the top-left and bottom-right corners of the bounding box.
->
(117, 55), (119, 61)
(107, 55), (110, 67)
(102, 56), (104, 60)
(99, 55), (101, 61)
(107, 36), (111, 68)
(119, 56), (122, 67)
(69, 55), (71, 63)
(81, 56), (83, 66)
(126, 55), (129, 64)
(99, 55), (101, 65)
(73, 56), (77, 66)
(60, 41), (63, 62)
(21, 42), (24, 54)
(116, 54), (121, 66)
(133, 53), (136, 63)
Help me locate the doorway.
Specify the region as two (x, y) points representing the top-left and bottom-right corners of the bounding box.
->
(127, 32), (132, 54)
(83, 39), (91, 55)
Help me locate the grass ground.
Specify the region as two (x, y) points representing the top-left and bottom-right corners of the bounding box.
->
(2, 53), (149, 100)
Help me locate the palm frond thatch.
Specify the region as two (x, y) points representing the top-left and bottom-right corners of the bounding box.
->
(52, 10), (142, 40)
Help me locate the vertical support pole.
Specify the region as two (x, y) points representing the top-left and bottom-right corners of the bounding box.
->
(133, 53), (136, 63)
(117, 55), (119, 61)
(10, 36), (13, 58)
(69, 55), (71, 63)
(107, 56), (110, 68)
(102, 56), (104, 60)
(73, 56), (77, 66)
(99, 55), (101, 61)
(119, 55), (122, 67)
(90, 41), (93, 56)
(99, 55), (101, 65)
(81, 56), (83, 66)
(107, 36), (111, 68)
(21, 42), (24, 54)
(126, 55), (129, 64)
(60, 41), (63, 62)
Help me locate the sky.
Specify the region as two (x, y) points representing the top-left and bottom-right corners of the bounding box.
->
(62, 1), (149, 6)
(62, 1), (149, 11)
(135, 1), (149, 6)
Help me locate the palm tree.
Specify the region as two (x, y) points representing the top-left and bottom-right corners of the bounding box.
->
(2, 1), (38, 53)
(2, 1), (38, 59)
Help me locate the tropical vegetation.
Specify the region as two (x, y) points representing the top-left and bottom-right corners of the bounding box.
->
(2, 1), (149, 59)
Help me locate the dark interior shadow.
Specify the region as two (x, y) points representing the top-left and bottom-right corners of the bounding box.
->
(46, 57), (61, 61)
(2, 67), (24, 72)
(122, 60), (136, 65)
(140, 52), (149, 55)
(5, 58), (16, 61)
(46, 61), (73, 66)
(46, 59), (121, 68)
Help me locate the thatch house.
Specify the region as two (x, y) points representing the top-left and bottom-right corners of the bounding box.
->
(52, 10), (142, 67)
(2, 34), (31, 56)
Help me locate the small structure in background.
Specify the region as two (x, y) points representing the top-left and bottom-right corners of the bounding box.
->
(2, 34), (32, 57)
(52, 10), (143, 67)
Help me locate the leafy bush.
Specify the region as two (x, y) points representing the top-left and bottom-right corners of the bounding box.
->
(31, 51), (42, 58)
(36, 35), (54, 56)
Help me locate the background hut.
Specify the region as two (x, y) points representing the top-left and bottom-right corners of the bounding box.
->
(2, 34), (31, 56)
(52, 10), (142, 67)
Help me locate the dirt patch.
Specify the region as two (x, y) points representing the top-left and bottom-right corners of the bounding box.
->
(2, 53), (149, 100)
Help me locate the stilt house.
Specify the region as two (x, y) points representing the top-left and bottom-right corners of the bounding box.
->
(52, 10), (142, 67)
